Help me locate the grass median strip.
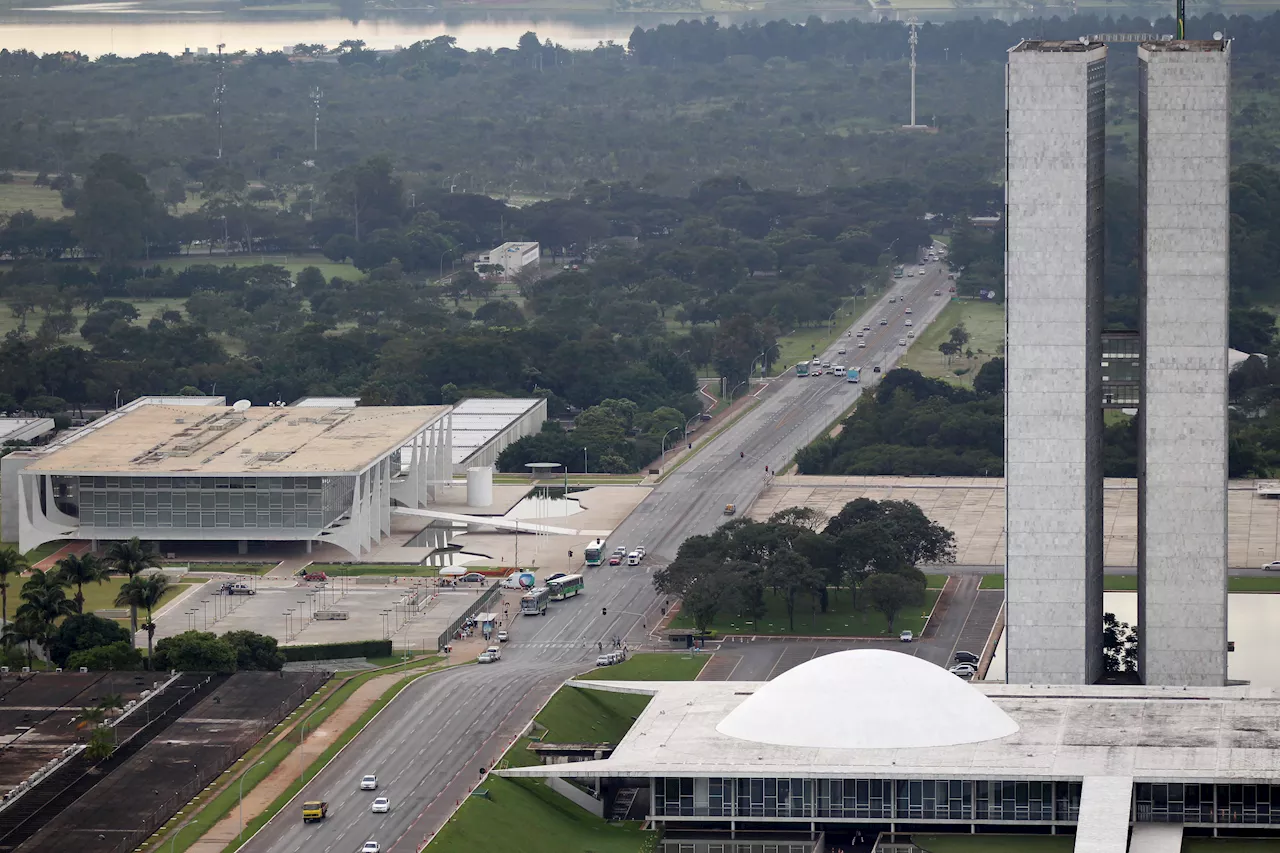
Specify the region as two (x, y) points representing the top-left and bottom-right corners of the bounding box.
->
(144, 656), (444, 853)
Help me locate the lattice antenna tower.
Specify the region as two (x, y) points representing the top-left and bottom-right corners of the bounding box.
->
(213, 43), (227, 159)
(907, 17), (923, 128)
(310, 87), (323, 152)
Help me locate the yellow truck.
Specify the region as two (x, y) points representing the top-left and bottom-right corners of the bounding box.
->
(302, 801), (328, 823)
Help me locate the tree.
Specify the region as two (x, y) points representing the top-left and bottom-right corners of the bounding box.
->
(16, 569), (75, 654)
(72, 153), (163, 261)
(764, 550), (824, 632)
(85, 726), (115, 761)
(223, 630), (285, 671)
(972, 357), (1004, 396)
(681, 574), (724, 634)
(54, 553), (108, 613)
(1103, 612), (1139, 674)
(115, 574), (170, 666)
(1, 611), (43, 667)
(67, 640), (143, 671)
(326, 156), (404, 242)
(48, 612), (132, 667)
(152, 631), (237, 673)
(0, 547), (27, 629)
(861, 571), (924, 631)
(103, 537), (161, 644)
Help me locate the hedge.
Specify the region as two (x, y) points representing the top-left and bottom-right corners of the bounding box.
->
(281, 640), (393, 662)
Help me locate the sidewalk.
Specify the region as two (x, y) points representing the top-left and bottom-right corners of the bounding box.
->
(641, 381), (779, 486)
(179, 658), (450, 853)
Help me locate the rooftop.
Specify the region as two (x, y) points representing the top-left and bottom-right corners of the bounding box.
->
(0, 417), (54, 444)
(26, 404), (449, 475)
(1010, 39), (1105, 53)
(450, 398), (544, 465)
(1141, 39), (1228, 52)
(503, 649), (1280, 783)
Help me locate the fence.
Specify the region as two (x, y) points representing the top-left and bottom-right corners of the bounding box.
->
(436, 584), (502, 651)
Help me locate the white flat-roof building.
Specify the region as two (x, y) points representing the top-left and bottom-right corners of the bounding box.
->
(474, 242), (540, 278)
(13, 403), (451, 557)
(504, 650), (1280, 852)
(450, 398), (547, 474)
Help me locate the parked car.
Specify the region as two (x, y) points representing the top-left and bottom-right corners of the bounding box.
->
(898, 339), (907, 346)
(596, 654), (615, 666)
(899, 630), (914, 643)
(460, 573), (486, 584)
(221, 581), (255, 595)
(361, 775), (378, 790)
(497, 629), (509, 642)
(547, 572), (566, 582)
(954, 650), (980, 664)
(950, 663), (977, 677)
(371, 797), (390, 814)
(478, 646), (502, 663)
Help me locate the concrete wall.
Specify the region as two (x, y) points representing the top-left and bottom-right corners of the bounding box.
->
(547, 776), (604, 818)
(1137, 42), (1230, 687)
(1004, 43), (1107, 685)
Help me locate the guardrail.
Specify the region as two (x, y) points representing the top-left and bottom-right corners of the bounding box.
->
(436, 584), (502, 651)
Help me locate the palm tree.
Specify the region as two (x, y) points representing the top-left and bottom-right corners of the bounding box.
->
(0, 547), (28, 629)
(76, 705), (106, 732)
(115, 575), (170, 667)
(16, 569), (76, 657)
(1, 612), (44, 668)
(104, 538), (161, 645)
(54, 553), (107, 614)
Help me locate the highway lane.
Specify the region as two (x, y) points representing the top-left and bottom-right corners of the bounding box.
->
(242, 253), (955, 853)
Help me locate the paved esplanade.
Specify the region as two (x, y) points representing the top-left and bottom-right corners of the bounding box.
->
(240, 262), (953, 853)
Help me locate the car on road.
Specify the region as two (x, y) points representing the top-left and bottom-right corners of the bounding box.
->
(821, 361), (831, 369)
(879, 318), (888, 326)
(838, 347), (846, 355)
(636, 547), (646, 558)
(954, 650), (980, 664)
(905, 320), (913, 327)
(855, 331), (863, 338)
(934, 289), (942, 296)
(596, 654), (615, 666)
(905, 307), (913, 315)
(858, 341), (866, 348)
(608, 554), (623, 566)
(950, 663), (977, 677)
(724, 504), (736, 515)
(873, 366), (882, 373)
(478, 646), (502, 663)
(888, 296), (896, 303)
(371, 797), (390, 814)
(899, 630), (914, 643)
(360, 775), (378, 790)
(908, 331), (915, 339)
(863, 325), (871, 331)
(627, 550), (641, 566)
(362, 843), (380, 853)
(221, 581), (255, 595)
(898, 339), (907, 346)
(906, 270), (914, 277)
(497, 629), (509, 642)
(1264, 561), (1280, 571)
(918, 267), (926, 275)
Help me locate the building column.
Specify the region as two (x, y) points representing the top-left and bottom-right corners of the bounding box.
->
(237, 539), (248, 555)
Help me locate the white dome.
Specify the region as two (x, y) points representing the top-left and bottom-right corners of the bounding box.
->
(715, 649), (1019, 750)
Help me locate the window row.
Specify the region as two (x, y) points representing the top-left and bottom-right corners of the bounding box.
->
(83, 510), (326, 530)
(653, 779), (1080, 822)
(1136, 784), (1280, 825)
(77, 476), (326, 490)
(80, 491), (323, 511)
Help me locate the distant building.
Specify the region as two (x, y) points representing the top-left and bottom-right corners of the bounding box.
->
(474, 242), (540, 278)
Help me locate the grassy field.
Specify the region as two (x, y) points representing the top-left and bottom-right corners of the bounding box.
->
(79, 577), (189, 618)
(774, 294), (873, 376)
(980, 574), (1005, 590)
(914, 835), (1073, 853)
(1184, 840), (1280, 852)
(669, 587), (941, 637)
(0, 297), (182, 346)
(533, 684), (652, 744)
(899, 300), (1005, 388)
(925, 573), (948, 588)
(155, 253), (359, 282)
(574, 652), (706, 682)
(0, 177), (70, 219)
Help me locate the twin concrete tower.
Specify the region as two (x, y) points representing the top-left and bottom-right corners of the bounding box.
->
(1004, 39), (1231, 687)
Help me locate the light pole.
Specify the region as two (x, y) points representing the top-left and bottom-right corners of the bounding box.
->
(170, 820), (193, 853)
(582, 447), (588, 475)
(239, 759), (268, 842)
(201, 599), (209, 631)
(299, 705), (327, 784)
(729, 380), (748, 399)
(439, 247), (453, 279)
(683, 413), (701, 446)
(660, 425), (682, 461)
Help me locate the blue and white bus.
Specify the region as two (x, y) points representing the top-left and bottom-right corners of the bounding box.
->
(584, 539), (607, 567)
(795, 362), (810, 377)
(521, 586), (550, 615)
(548, 574), (585, 601)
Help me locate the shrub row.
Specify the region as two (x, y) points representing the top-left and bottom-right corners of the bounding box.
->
(281, 640), (393, 662)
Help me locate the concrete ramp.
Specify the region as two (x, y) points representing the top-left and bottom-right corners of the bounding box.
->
(1074, 776), (1134, 853)
(1128, 824), (1183, 853)
(392, 506), (580, 535)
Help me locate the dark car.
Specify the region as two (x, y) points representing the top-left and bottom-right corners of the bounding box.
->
(873, 366), (882, 373)
(460, 572), (486, 583)
(954, 651), (980, 664)
(547, 572), (566, 582)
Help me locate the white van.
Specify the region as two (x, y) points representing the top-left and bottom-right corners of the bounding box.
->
(626, 551), (641, 566)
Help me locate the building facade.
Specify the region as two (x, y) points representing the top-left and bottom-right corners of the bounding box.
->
(474, 242), (540, 278)
(1004, 40), (1108, 685)
(1137, 40), (1231, 687)
(1005, 39), (1230, 686)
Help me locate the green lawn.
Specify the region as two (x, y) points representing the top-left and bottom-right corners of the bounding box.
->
(773, 294), (873, 376)
(0, 297), (184, 346)
(533, 685), (651, 744)
(156, 253), (360, 282)
(669, 588), (941, 638)
(0, 177), (70, 219)
(0, 537), (69, 565)
(185, 562), (278, 575)
(79, 577), (189, 619)
(1184, 840), (1280, 852)
(574, 652), (706, 682)
(914, 835), (1073, 853)
(429, 775), (652, 853)
(980, 574), (1005, 590)
(899, 300), (1005, 388)
(925, 573), (948, 589)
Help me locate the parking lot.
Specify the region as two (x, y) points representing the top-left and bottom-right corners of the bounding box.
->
(148, 576), (491, 653)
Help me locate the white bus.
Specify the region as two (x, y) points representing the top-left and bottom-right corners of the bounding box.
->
(548, 574), (585, 601)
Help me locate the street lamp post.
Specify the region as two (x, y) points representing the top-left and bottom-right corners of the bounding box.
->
(170, 821), (193, 853)
(582, 447), (588, 475)
(439, 248), (453, 279)
(683, 413), (701, 447)
(298, 706), (328, 784)
(660, 425), (682, 462)
(239, 760), (268, 842)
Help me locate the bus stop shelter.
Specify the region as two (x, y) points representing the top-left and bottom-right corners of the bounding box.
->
(476, 612), (499, 640)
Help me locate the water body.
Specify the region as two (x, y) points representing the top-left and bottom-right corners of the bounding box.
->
(987, 592), (1280, 687)
(0, 5), (1036, 58)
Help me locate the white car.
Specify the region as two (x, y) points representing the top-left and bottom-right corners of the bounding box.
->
(360, 775), (378, 790)
(858, 341), (866, 348)
(371, 797), (390, 813)
(898, 339), (907, 346)
(636, 547), (646, 558)
(838, 347), (847, 355)
(1264, 561), (1280, 572)
(497, 629), (509, 642)
(362, 843), (381, 853)
(905, 320), (913, 327)
(899, 630), (914, 643)
(905, 307), (913, 315)
(908, 331), (916, 339)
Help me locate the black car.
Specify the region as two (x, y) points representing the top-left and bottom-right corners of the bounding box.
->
(547, 572), (566, 582)
(954, 650), (980, 664)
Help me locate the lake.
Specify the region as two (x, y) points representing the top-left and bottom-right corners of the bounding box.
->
(987, 592), (1280, 687)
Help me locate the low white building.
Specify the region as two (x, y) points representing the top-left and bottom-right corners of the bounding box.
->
(474, 242), (540, 277)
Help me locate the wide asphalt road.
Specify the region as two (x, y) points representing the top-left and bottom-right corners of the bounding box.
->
(241, 255), (955, 853)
